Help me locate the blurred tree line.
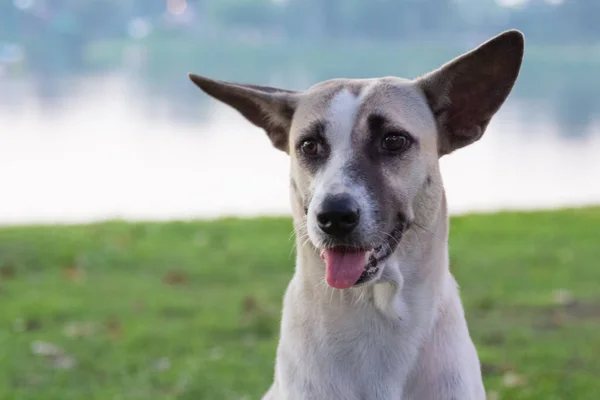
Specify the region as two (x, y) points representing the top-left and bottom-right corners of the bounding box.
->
(2, 0), (600, 46)
(2, 1), (599, 136)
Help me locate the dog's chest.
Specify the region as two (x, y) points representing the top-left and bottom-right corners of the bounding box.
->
(277, 304), (411, 399)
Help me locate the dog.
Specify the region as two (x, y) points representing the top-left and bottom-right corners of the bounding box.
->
(189, 30), (524, 400)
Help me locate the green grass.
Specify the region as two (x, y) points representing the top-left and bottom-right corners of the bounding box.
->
(0, 207), (599, 399)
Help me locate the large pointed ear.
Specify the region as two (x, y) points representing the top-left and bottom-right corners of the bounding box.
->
(417, 30), (524, 156)
(188, 74), (300, 153)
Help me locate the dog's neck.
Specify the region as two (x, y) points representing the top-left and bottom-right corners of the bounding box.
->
(293, 193), (450, 317)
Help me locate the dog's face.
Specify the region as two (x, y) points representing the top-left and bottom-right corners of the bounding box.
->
(190, 31), (524, 289)
(288, 78), (440, 289)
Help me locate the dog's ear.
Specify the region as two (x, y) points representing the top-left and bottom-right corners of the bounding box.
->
(417, 30), (524, 156)
(188, 74), (300, 153)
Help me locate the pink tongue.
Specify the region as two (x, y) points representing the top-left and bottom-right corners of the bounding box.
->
(323, 249), (367, 289)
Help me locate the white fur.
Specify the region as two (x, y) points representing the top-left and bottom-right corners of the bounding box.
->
(306, 88), (377, 250)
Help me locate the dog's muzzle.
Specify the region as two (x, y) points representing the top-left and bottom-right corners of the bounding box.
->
(318, 217), (409, 289)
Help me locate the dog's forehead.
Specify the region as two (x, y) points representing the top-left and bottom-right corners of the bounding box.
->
(293, 77), (436, 143)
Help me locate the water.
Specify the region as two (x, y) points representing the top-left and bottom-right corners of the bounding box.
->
(1, 73), (600, 226)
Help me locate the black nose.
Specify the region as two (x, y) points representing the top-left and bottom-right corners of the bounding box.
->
(316, 195), (360, 237)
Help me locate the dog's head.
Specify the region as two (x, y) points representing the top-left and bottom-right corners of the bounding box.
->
(190, 31), (524, 289)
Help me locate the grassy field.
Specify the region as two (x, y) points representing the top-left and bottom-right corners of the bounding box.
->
(0, 207), (599, 399)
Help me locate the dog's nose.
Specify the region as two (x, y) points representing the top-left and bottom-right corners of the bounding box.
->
(316, 195), (360, 237)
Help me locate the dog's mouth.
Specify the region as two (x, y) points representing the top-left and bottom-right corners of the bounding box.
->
(319, 225), (406, 289)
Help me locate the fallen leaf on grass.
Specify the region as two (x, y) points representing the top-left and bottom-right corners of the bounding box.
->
(553, 288), (575, 306)
(152, 357), (171, 371)
(480, 362), (500, 377)
(448, 256), (458, 272)
(30, 340), (76, 370)
(565, 357), (586, 370)
(502, 371), (526, 388)
(239, 296), (277, 338)
(549, 309), (567, 328)
(208, 347), (224, 361)
(62, 262), (85, 284)
(480, 362), (515, 377)
(193, 232), (209, 247)
(475, 296), (496, 311)
(106, 316), (122, 340)
(480, 331), (505, 346)
(242, 334), (257, 346)
(0, 263), (15, 280)
(31, 341), (62, 357)
(487, 391), (500, 400)
(13, 317), (42, 333)
(15, 373), (45, 388)
(52, 355), (76, 369)
(241, 296), (258, 319)
(162, 270), (189, 286)
(112, 234), (133, 251)
(63, 321), (97, 339)
(132, 300), (146, 313)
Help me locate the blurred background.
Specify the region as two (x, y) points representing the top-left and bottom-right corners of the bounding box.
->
(1, 1), (600, 399)
(1, 0), (600, 224)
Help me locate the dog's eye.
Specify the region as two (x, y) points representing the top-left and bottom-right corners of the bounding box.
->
(301, 139), (320, 156)
(382, 132), (411, 152)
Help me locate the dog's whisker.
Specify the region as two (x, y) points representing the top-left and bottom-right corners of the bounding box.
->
(359, 287), (368, 304)
(329, 283), (335, 306)
(313, 277), (327, 292)
(412, 220), (445, 243)
(354, 286), (366, 305)
(411, 223), (426, 251)
(300, 235), (312, 249)
(380, 230), (400, 247)
(288, 229), (297, 241)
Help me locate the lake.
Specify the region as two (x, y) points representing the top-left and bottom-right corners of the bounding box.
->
(2, 43), (600, 225)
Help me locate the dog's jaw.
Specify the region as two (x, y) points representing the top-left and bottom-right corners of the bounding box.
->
(355, 220), (410, 286)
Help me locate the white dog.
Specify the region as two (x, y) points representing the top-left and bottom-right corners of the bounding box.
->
(190, 30), (524, 400)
